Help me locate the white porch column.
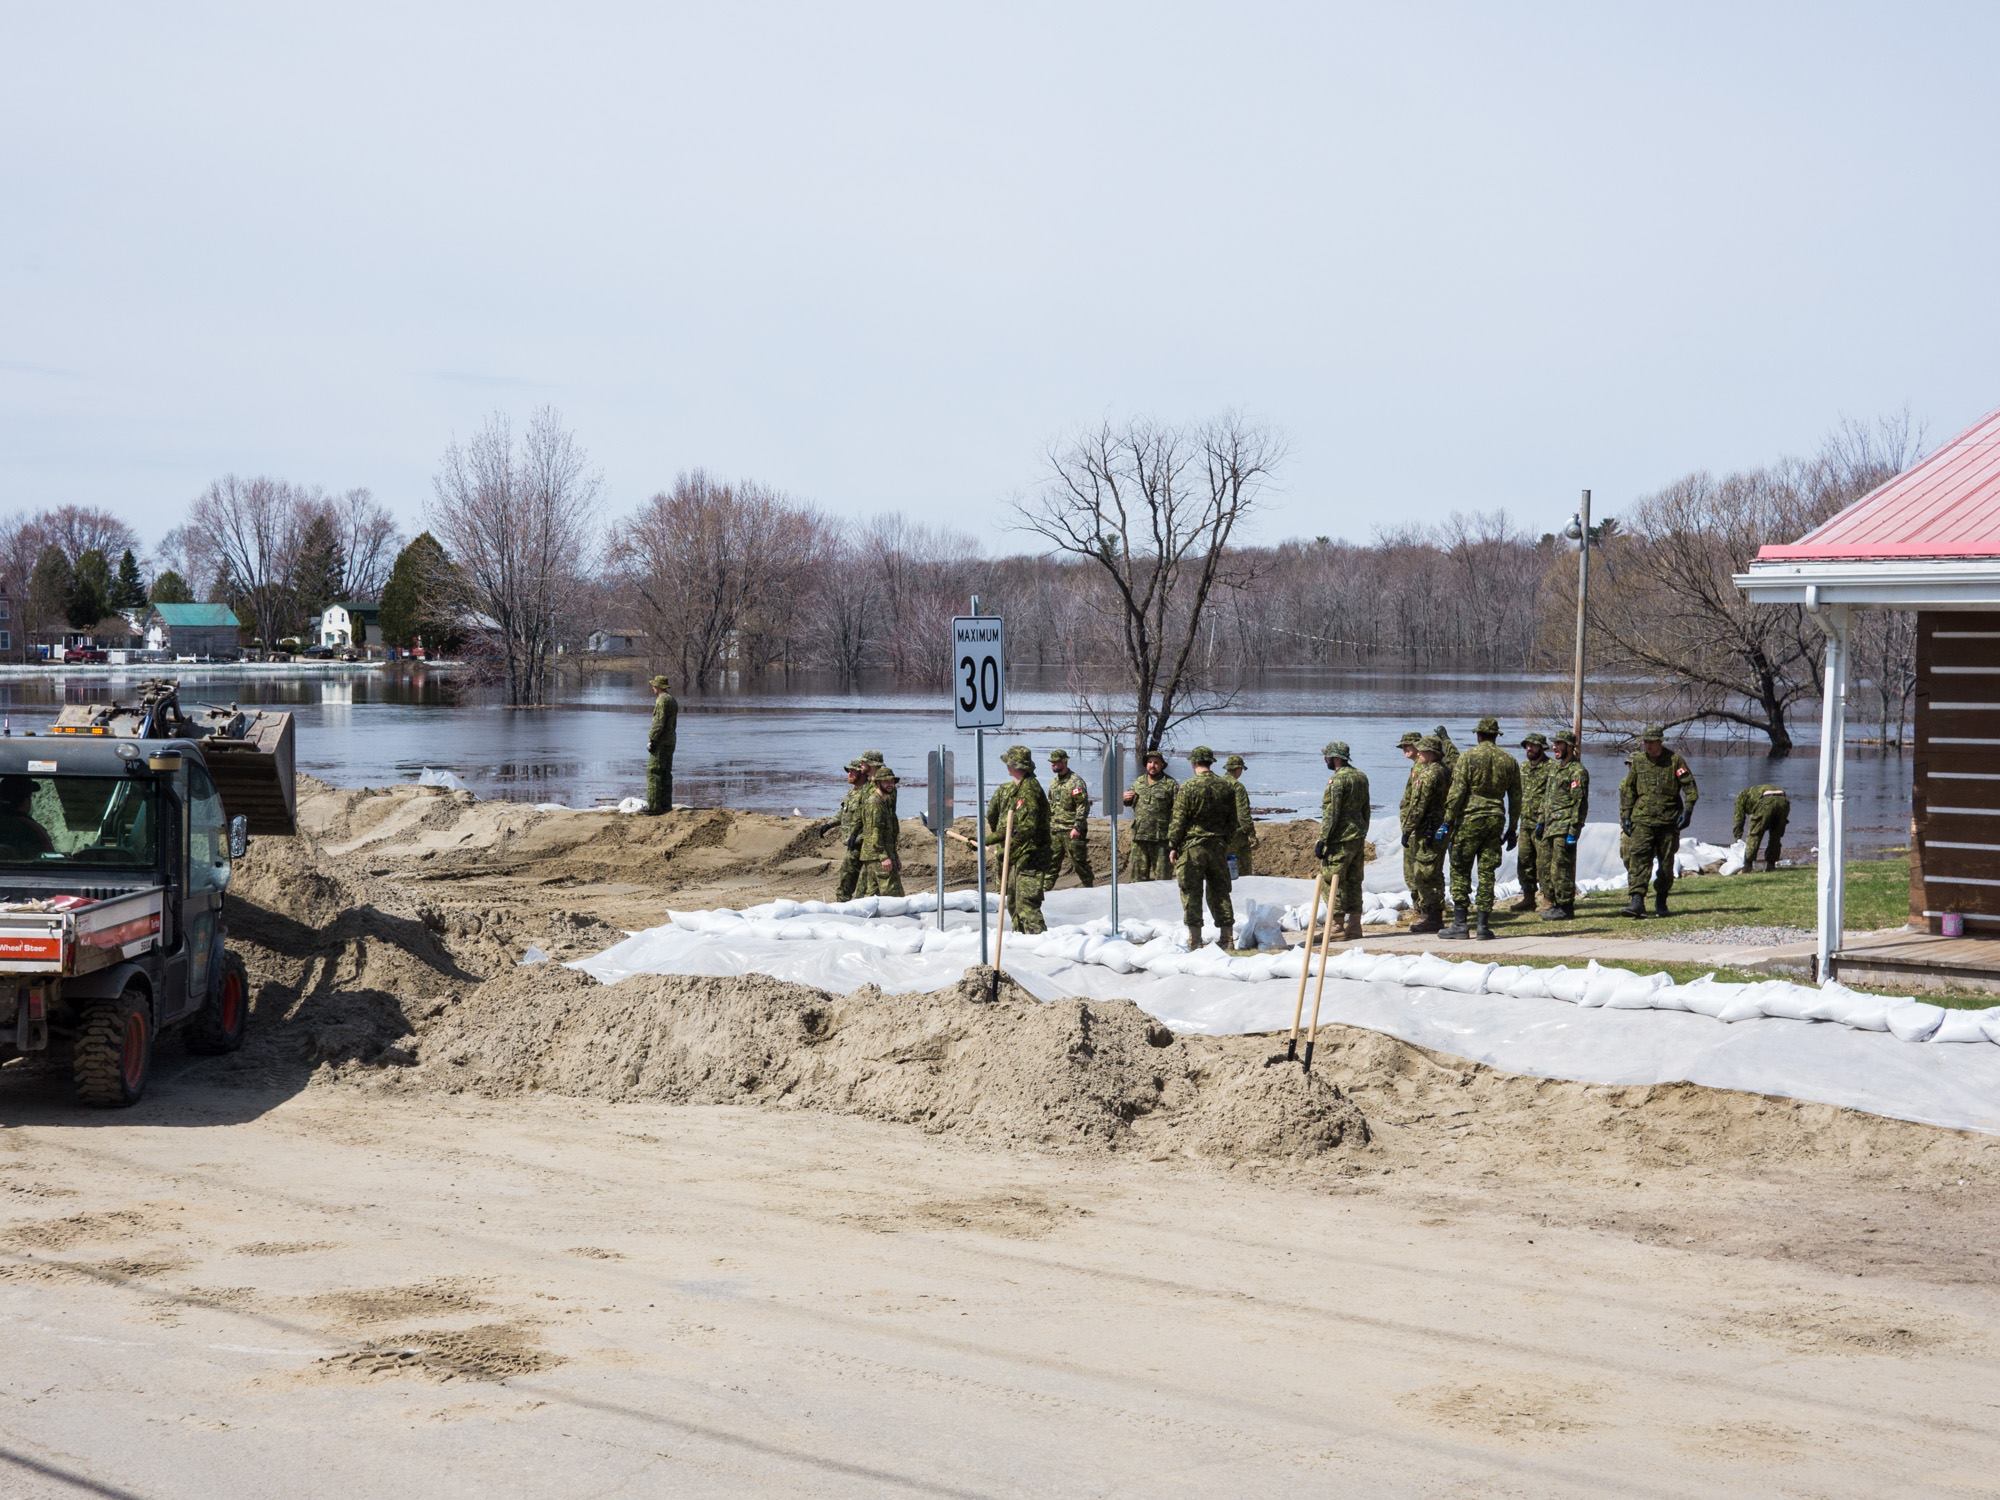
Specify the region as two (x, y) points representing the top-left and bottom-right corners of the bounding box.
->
(1815, 605), (1851, 982)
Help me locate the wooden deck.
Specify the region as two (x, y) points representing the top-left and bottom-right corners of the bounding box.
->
(1833, 928), (2000, 996)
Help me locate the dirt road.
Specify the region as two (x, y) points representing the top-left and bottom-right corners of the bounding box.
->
(6, 1064), (2000, 1498)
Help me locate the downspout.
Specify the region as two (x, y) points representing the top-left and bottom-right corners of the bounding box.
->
(1812, 597), (1851, 982)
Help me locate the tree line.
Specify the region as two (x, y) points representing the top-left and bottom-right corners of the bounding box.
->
(0, 406), (1923, 747)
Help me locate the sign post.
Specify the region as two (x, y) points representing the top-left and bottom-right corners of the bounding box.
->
(923, 745), (955, 931)
(1101, 737), (1125, 935)
(953, 603), (1005, 964)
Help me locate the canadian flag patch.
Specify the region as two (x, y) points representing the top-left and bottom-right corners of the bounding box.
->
(1674, 766), (1687, 777)
(1569, 778), (1580, 789)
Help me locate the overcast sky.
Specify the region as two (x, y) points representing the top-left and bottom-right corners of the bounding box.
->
(4, 1), (1996, 556)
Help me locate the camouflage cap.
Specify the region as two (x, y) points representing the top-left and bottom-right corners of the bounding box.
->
(844, 757), (869, 773)
(1640, 724), (1665, 740)
(1143, 748), (1167, 766)
(649, 675), (671, 691)
(871, 765), (899, 784)
(1188, 745), (1216, 765)
(1474, 715), (1501, 735)
(1002, 744), (1034, 769)
(1520, 731), (1549, 749)
(1048, 748), (1071, 762)
(1322, 740), (1350, 761)
(1224, 753), (1246, 771)
(1396, 730), (1422, 749)
(1552, 729), (1578, 748)
(860, 748), (885, 764)
(1417, 735), (1441, 754)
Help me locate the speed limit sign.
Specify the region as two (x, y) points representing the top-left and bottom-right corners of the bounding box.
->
(951, 616), (1005, 729)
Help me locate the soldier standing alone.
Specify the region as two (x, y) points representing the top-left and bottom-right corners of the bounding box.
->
(1619, 725), (1698, 917)
(1511, 732), (1553, 913)
(1167, 746), (1238, 950)
(1400, 736), (1449, 933)
(1539, 731), (1589, 920)
(1315, 741), (1371, 941)
(1732, 783), (1790, 871)
(856, 766), (904, 897)
(1223, 754), (1256, 877)
(1123, 750), (1178, 880)
(987, 745), (1054, 934)
(645, 676), (678, 815)
(834, 757), (871, 901)
(1047, 749), (1094, 887)
(1439, 716), (1520, 941)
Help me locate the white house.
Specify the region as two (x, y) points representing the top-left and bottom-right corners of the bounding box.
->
(315, 602), (384, 652)
(586, 628), (645, 654)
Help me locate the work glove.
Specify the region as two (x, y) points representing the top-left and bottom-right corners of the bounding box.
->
(1620, 816), (1634, 836)
(1401, 829), (1413, 849)
(1678, 810), (1694, 831)
(1434, 823), (1450, 843)
(1564, 833), (1577, 847)
(846, 830), (862, 851)
(1312, 839), (1326, 860)
(1503, 829), (1518, 851)
(1535, 821), (1545, 838)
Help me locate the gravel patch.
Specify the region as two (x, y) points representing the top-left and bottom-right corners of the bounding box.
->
(1662, 924), (1815, 949)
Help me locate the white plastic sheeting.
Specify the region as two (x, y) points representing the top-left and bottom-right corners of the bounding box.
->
(571, 875), (2000, 1134)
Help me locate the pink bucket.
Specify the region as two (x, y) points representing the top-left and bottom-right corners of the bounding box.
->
(1942, 912), (1965, 938)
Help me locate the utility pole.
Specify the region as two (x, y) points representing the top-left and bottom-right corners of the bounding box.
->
(1570, 488), (1592, 744)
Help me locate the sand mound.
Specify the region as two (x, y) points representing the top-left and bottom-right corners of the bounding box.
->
(404, 962), (1368, 1164)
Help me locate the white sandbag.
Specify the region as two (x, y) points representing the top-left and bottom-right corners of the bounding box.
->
(1434, 960), (1497, 995)
(1599, 970), (1674, 1010)
(1932, 1009), (1997, 1044)
(1487, 964), (1547, 998)
(1885, 1000), (1948, 1043)
(1540, 966), (1591, 1005)
(616, 796), (647, 814)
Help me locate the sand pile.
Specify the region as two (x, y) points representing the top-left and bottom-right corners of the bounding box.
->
(397, 962), (1367, 1163)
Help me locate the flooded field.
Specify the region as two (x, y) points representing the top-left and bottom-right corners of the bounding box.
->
(0, 664), (1911, 851)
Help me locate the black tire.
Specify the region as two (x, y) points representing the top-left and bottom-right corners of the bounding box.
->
(187, 951), (250, 1055)
(72, 988), (152, 1108)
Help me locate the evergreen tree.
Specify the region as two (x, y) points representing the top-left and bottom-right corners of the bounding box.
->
(149, 569), (195, 605)
(290, 513), (347, 628)
(69, 549), (113, 631)
(379, 531), (463, 651)
(113, 548), (148, 611)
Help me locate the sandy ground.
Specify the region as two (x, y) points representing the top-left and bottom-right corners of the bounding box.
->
(6, 784), (2000, 1496)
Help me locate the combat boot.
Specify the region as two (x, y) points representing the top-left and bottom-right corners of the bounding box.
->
(1343, 913), (1363, 941)
(1621, 894), (1646, 919)
(1508, 893), (1537, 914)
(1541, 903), (1572, 921)
(1220, 925), (1236, 951)
(1654, 893), (1670, 918)
(1408, 906), (1441, 935)
(1473, 911), (1496, 941)
(1439, 905), (1470, 940)
(1186, 925), (1204, 951)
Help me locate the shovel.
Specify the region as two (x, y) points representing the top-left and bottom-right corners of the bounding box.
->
(1268, 870), (1325, 1066)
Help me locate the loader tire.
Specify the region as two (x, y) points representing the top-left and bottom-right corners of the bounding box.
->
(188, 951), (249, 1055)
(72, 989), (152, 1108)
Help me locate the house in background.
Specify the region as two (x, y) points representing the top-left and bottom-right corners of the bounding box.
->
(143, 602), (243, 659)
(316, 601), (384, 653)
(585, 627), (645, 654)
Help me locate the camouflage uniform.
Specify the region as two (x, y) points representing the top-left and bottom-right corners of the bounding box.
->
(1512, 733), (1554, 911)
(1433, 725), (1461, 890)
(1126, 758), (1178, 880)
(834, 759), (871, 901)
(645, 677), (678, 814)
(1224, 754), (1255, 877)
(1047, 752), (1094, 887)
(1619, 727), (1698, 915)
(1732, 784), (1790, 870)
(1400, 738), (1449, 928)
(987, 745), (1054, 933)
(855, 768), (904, 897)
(1318, 741), (1371, 931)
(1441, 717), (1520, 933)
(1167, 748), (1238, 946)
(1539, 733), (1590, 914)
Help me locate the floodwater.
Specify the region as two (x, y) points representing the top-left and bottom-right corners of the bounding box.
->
(0, 666), (1912, 852)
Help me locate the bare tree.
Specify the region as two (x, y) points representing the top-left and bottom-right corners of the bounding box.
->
(186, 476), (314, 648)
(430, 408), (601, 705)
(31, 505), (140, 564)
(330, 488), (402, 600)
(1016, 413), (1280, 750)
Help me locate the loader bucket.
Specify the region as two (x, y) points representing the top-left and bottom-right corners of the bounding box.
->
(198, 710), (298, 835)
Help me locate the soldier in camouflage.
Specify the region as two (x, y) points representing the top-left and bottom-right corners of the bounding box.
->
(1731, 783), (1790, 871)
(987, 744), (1055, 933)
(1438, 715), (1520, 941)
(1223, 753), (1256, 877)
(1122, 750), (1178, 880)
(1046, 749), (1094, 887)
(1433, 725), (1461, 772)
(645, 676), (678, 814)
(1539, 730), (1589, 920)
(856, 766), (904, 897)
(1401, 736), (1449, 933)
(1315, 741), (1371, 941)
(834, 757), (872, 901)
(1619, 725), (1698, 917)
(1167, 746), (1238, 949)
(1510, 731), (1553, 913)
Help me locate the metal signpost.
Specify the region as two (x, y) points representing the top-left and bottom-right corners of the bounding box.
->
(952, 601), (1005, 963)
(1101, 737), (1125, 934)
(923, 745), (955, 931)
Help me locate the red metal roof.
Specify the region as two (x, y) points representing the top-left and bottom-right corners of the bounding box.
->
(1757, 405), (2000, 561)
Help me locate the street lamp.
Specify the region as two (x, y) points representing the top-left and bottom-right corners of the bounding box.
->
(1568, 489), (1591, 745)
